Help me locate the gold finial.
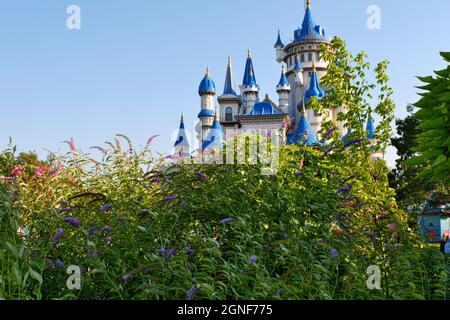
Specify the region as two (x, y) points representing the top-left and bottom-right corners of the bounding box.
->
(306, 0), (311, 9)
(205, 66), (209, 76)
(181, 112), (184, 122)
(312, 59), (316, 71)
(282, 63), (285, 72)
(302, 104), (307, 115)
(228, 56), (232, 66)
(248, 49), (251, 58)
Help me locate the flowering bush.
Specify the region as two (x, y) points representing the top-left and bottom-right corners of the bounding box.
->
(0, 135), (448, 300)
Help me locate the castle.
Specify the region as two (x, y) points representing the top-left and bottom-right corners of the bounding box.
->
(174, 0), (377, 157)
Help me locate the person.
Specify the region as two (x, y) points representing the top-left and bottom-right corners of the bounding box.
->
(441, 232), (450, 254)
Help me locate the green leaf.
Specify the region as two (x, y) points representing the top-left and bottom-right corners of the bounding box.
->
(439, 51), (450, 62)
(29, 267), (43, 285)
(432, 154), (447, 167)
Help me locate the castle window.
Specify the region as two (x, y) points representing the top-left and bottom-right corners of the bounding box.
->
(301, 54), (305, 62)
(225, 106), (233, 122)
(308, 53), (313, 61)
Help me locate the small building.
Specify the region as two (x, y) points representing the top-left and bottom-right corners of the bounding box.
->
(415, 197), (450, 243)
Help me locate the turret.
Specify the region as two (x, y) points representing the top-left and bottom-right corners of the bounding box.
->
(366, 116), (383, 160)
(240, 50), (260, 114)
(202, 113), (224, 152)
(287, 105), (318, 146)
(198, 67), (216, 133)
(276, 64), (291, 114)
(293, 55), (304, 87)
(274, 29), (285, 63)
(174, 113), (190, 158)
(218, 57), (240, 123)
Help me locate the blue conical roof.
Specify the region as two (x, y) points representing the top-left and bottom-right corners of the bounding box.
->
(202, 118), (224, 151)
(277, 65), (290, 89)
(223, 57), (236, 95)
(174, 114), (190, 156)
(287, 111), (318, 146)
(198, 68), (216, 96)
(243, 51), (257, 87)
(304, 64), (324, 104)
(294, 1), (326, 42)
(274, 30), (284, 48)
(366, 117), (375, 139)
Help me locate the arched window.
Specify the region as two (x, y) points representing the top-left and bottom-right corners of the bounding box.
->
(225, 106), (233, 122)
(308, 53), (313, 62)
(301, 54), (305, 62)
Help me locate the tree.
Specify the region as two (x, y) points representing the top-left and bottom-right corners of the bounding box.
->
(389, 105), (435, 208)
(405, 52), (450, 184)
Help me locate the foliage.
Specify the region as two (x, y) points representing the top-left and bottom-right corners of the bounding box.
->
(405, 52), (450, 184)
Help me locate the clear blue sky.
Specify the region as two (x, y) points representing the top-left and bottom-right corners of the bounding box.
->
(1, 0), (449, 167)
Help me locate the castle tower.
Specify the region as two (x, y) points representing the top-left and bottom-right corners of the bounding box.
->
(276, 64), (291, 114)
(173, 113), (190, 158)
(240, 50), (260, 114)
(197, 67), (216, 145)
(276, 0), (330, 129)
(303, 60), (325, 133)
(274, 29), (285, 63)
(218, 57), (241, 133)
(202, 113), (224, 152)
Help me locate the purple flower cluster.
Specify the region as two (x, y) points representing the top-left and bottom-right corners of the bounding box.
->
(219, 218), (234, 225)
(54, 259), (65, 269)
(151, 177), (161, 184)
(187, 286), (198, 300)
(194, 172), (209, 182)
(344, 139), (362, 148)
(324, 127), (336, 140)
(186, 247), (195, 255)
(165, 195), (177, 203)
(52, 228), (64, 244)
(330, 248), (339, 259)
(100, 204), (112, 212)
(64, 217), (80, 228)
(249, 255), (258, 263)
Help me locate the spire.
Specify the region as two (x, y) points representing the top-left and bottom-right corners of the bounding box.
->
(295, 0), (325, 42)
(243, 50), (257, 87)
(223, 56), (237, 95)
(174, 113), (190, 156)
(304, 62), (324, 104)
(287, 110), (318, 146)
(274, 29), (284, 48)
(198, 67), (216, 96)
(366, 116), (376, 139)
(277, 64), (291, 91)
(179, 112), (185, 129)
